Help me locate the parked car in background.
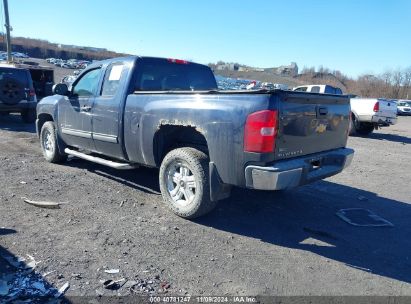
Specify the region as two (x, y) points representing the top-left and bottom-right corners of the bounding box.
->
(293, 84), (343, 95)
(78, 61), (91, 69)
(54, 60), (65, 67)
(36, 56), (354, 219)
(261, 82), (289, 90)
(61, 75), (77, 87)
(11, 52), (29, 58)
(0, 63), (37, 122)
(396, 100), (411, 115)
(350, 98), (397, 135)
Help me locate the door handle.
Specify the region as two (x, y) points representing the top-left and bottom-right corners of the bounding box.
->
(81, 105), (92, 112)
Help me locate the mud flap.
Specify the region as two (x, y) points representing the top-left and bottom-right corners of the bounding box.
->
(209, 162), (231, 202)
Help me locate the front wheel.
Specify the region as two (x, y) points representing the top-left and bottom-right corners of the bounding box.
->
(159, 147), (217, 219)
(40, 121), (67, 163)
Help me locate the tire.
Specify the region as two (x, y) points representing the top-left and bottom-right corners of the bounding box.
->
(0, 78), (25, 105)
(159, 147), (217, 219)
(356, 122), (374, 136)
(40, 121), (67, 163)
(21, 109), (36, 123)
(349, 113), (357, 135)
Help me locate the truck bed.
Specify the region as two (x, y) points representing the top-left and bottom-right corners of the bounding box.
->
(125, 90), (350, 186)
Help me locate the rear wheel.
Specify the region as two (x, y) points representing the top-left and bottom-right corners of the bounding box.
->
(349, 114), (374, 136)
(349, 113), (358, 135)
(40, 121), (67, 163)
(21, 109), (36, 123)
(356, 122), (374, 136)
(159, 147), (217, 219)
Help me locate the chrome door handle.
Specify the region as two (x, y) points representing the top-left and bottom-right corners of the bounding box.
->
(81, 105), (92, 112)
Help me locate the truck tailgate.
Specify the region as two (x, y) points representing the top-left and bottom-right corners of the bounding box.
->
(276, 92), (350, 160)
(377, 99), (397, 119)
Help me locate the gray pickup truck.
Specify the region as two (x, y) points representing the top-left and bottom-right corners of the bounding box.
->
(36, 56), (354, 218)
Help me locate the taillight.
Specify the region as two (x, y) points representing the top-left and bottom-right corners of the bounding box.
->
(29, 88), (36, 97)
(373, 102), (379, 112)
(244, 110), (278, 153)
(168, 58), (188, 64)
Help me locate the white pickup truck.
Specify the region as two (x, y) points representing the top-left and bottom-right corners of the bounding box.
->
(292, 85), (398, 136)
(293, 84), (343, 95)
(349, 98), (397, 135)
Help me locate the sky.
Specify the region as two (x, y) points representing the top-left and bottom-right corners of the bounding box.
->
(4, 0), (411, 77)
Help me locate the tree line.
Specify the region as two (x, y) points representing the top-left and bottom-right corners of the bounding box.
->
(300, 66), (411, 100)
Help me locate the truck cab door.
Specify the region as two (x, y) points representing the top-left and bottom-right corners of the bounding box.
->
(91, 62), (127, 159)
(59, 68), (102, 150)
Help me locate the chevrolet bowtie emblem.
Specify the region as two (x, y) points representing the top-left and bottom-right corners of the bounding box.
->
(316, 124), (327, 133)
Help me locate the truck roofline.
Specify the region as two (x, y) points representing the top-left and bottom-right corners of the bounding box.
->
(86, 55), (210, 70)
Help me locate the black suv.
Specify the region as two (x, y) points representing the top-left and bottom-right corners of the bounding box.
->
(0, 65), (37, 123)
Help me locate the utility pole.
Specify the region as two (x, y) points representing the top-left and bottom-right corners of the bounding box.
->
(3, 0), (12, 62)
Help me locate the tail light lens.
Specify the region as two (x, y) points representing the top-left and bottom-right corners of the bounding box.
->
(25, 88), (36, 101)
(244, 110), (278, 153)
(373, 102), (379, 112)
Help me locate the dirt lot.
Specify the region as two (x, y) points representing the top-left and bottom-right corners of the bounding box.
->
(0, 114), (411, 299)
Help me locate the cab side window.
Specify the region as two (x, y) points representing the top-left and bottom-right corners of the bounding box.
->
(101, 63), (124, 96)
(311, 86), (320, 93)
(295, 87), (307, 92)
(72, 68), (101, 97)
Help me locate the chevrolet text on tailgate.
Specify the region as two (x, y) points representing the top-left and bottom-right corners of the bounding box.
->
(36, 56), (354, 219)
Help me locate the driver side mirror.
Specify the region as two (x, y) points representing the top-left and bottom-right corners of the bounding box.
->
(53, 83), (69, 96)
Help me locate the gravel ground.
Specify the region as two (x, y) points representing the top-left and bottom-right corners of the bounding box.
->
(0, 114), (410, 299)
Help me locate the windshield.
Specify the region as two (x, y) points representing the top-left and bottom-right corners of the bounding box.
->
(134, 58), (217, 91)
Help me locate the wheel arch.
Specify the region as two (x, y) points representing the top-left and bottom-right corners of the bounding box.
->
(153, 124), (231, 202)
(36, 113), (54, 137)
(153, 124), (209, 167)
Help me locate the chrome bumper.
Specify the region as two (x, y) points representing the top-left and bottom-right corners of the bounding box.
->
(245, 148), (354, 190)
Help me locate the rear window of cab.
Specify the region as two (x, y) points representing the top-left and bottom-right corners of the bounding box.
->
(134, 58), (218, 91)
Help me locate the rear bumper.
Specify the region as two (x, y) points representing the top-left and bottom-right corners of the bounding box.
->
(371, 115), (397, 125)
(0, 101), (37, 112)
(397, 110), (411, 115)
(245, 148), (354, 190)
(357, 114), (397, 125)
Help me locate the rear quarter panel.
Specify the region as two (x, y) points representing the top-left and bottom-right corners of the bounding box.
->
(350, 98), (377, 118)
